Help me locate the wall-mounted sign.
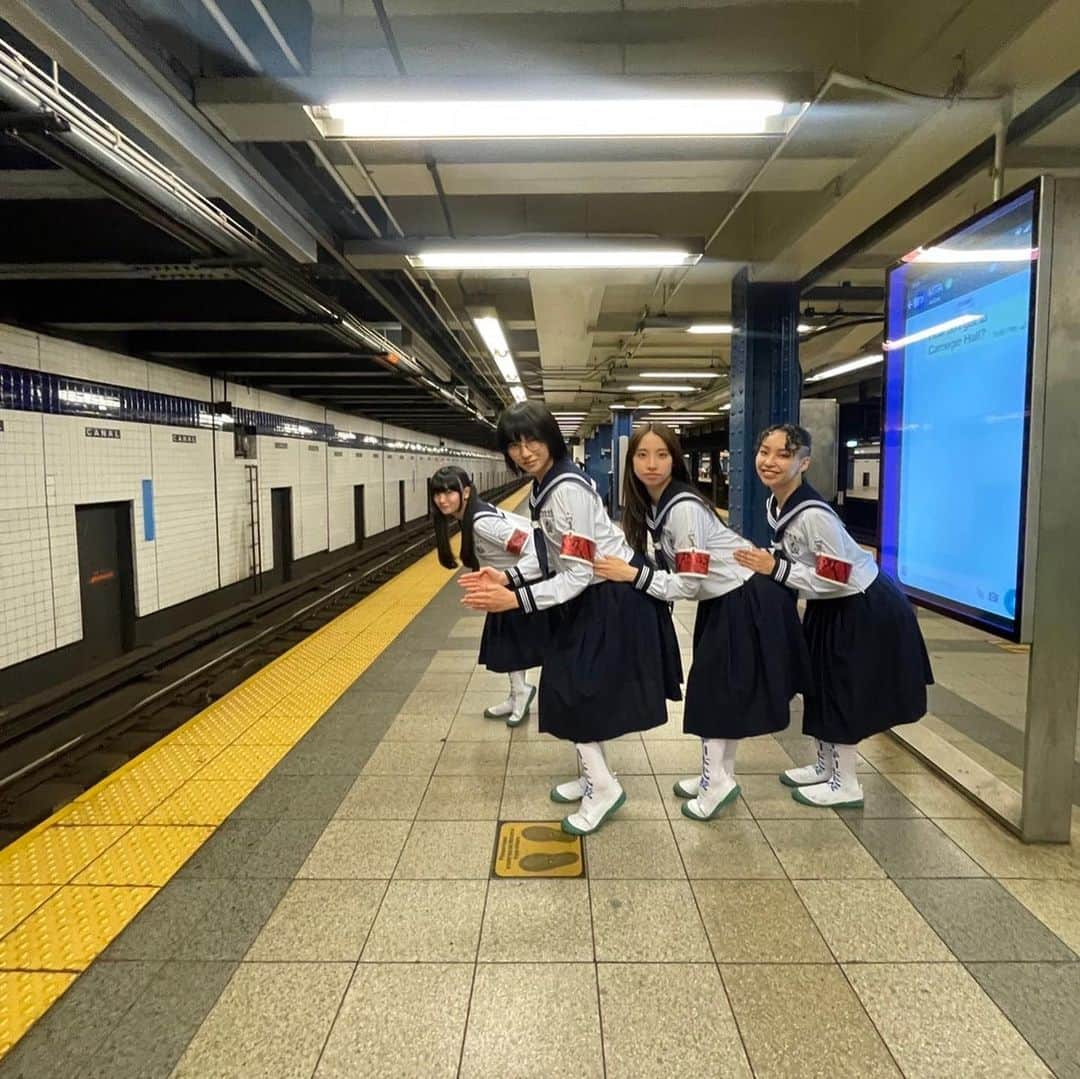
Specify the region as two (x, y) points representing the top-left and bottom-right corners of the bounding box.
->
(172, 434), (197, 444)
(333, 450), (343, 457)
(274, 441), (288, 449)
(86, 427), (120, 439)
(308, 444), (319, 452)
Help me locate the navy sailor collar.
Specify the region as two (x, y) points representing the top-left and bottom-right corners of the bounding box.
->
(469, 497), (499, 522)
(767, 481), (837, 540)
(529, 458), (596, 516)
(645, 480), (707, 537)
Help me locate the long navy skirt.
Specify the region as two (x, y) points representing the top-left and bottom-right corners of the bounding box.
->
(802, 573), (933, 744)
(478, 609), (550, 673)
(684, 575), (812, 740)
(539, 581), (682, 743)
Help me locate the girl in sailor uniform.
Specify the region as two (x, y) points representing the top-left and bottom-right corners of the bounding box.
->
(430, 466), (545, 727)
(459, 403), (682, 835)
(595, 423), (810, 820)
(733, 424), (933, 808)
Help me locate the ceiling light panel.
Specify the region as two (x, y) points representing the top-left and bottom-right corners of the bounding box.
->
(805, 354), (883, 382)
(323, 98), (787, 140)
(412, 249), (699, 270)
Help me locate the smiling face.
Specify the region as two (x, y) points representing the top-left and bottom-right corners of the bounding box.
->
(633, 431), (674, 495)
(755, 430), (810, 492)
(507, 437), (553, 479)
(432, 485), (468, 518)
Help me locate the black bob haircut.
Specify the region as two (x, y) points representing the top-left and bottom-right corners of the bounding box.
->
(430, 465), (480, 571)
(495, 402), (569, 474)
(756, 423), (812, 456)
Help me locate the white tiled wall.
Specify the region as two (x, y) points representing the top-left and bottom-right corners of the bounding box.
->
(150, 426), (218, 610)
(1, 326), (509, 672)
(0, 410), (53, 668)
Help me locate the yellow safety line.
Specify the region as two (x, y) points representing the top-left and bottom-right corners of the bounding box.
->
(0, 487), (527, 1058)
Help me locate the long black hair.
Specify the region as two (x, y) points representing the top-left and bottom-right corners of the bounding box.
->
(495, 402), (568, 474)
(430, 465), (480, 571)
(621, 422), (712, 554)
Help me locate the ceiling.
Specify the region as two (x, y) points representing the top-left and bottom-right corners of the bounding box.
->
(2, 0), (1079, 442)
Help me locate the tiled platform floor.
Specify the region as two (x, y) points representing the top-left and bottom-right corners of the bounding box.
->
(2, 583), (1079, 1078)
(917, 609), (1080, 804)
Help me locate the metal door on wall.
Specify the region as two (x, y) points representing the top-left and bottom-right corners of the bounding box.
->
(75, 502), (135, 664)
(270, 487), (294, 585)
(354, 484), (365, 548)
(398, 479), (406, 529)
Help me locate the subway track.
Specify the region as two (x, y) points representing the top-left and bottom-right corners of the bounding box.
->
(0, 481), (523, 847)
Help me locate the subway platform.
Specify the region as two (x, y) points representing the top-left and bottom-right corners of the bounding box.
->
(1, 513), (1078, 1077)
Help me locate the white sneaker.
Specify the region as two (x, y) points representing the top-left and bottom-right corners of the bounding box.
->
(682, 777), (740, 820)
(793, 775), (864, 808)
(483, 697), (514, 719)
(562, 780), (625, 835)
(550, 776), (587, 803)
(793, 742), (863, 807)
(506, 683), (537, 728)
(672, 776), (700, 799)
(779, 739), (833, 787)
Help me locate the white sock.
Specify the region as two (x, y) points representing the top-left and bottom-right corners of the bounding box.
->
(562, 741), (624, 833)
(688, 738), (737, 816)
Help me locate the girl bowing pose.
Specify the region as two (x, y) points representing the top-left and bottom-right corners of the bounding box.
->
(431, 466), (545, 727)
(460, 403), (682, 835)
(733, 424), (933, 808)
(595, 424), (811, 820)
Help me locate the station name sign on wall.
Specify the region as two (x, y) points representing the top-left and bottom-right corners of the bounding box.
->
(85, 427), (121, 439)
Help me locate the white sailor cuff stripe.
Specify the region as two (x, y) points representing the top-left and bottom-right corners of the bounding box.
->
(518, 584), (538, 614)
(771, 555), (793, 586)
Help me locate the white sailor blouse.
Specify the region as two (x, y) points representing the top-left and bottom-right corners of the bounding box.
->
(630, 481), (754, 602)
(767, 482), (878, 599)
(506, 459), (638, 614)
(470, 505), (534, 573)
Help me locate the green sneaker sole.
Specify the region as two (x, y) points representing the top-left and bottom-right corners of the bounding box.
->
(549, 785), (581, 804)
(779, 771), (831, 788)
(680, 784), (741, 821)
(791, 787), (863, 809)
(561, 790), (626, 835)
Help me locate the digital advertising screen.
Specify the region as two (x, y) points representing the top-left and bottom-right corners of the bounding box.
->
(880, 183), (1041, 640)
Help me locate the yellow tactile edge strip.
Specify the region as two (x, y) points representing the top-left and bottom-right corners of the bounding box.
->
(0, 487), (527, 1058)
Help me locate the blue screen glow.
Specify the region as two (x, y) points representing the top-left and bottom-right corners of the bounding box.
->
(880, 186), (1038, 639)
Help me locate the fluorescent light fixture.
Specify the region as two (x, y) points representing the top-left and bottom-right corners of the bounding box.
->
(472, 314), (522, 389)
(846, 439), (859, 448)
(720, 403), (732, 411)
(415, 249), (699, 270)
(805, 354), (883, 382)
(626, 384), (696, 393)
(798, 323), (813, 333)
(324, 98), (785, 140)
(637, 372), (719, 380)
(510, 385), (528, 403)
(883, 313), (984, 351)
(59, 388), (121, 411)
(901, 246), (1038, 265)
(686, 323), (735, 335)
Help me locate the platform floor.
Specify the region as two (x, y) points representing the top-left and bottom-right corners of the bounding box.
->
(2, 531), (1080, 1076)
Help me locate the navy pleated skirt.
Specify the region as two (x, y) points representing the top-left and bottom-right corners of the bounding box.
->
(684, 574), (812, 740)
(538, 581), (682, 743)
(802, 573), (933, 744)
(478, 609), (550, 673)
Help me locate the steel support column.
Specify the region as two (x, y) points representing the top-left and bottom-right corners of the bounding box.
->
(609, 409), (634, 520)
(728, 268), (801, 545)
